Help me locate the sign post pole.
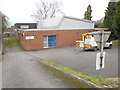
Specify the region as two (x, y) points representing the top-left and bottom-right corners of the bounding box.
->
(99, 31), (104, 81)
(94, 31), (111, 81)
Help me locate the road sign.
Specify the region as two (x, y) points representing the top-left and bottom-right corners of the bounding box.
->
(96, 52), (106, 70)
(92, 31), (111, 81)
(92, 31), (111, 49)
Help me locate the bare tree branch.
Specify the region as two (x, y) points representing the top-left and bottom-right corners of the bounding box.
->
(32, 0), (63, 21)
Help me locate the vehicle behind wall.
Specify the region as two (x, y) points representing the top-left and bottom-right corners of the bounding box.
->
(104, 40), (112, 49)
(76, 31), (112, 51)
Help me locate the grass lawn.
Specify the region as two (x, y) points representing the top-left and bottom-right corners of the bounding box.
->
(40, 59), (119, 88)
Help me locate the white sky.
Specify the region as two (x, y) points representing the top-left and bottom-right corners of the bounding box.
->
(0, 0), (110, 26)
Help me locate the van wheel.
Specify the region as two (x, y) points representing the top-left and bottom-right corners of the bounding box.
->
(108, 45), (112, 49)
(83, 48), (86, 51)
(93, 47), (98, 51)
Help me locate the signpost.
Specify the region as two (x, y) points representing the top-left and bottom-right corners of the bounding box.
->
(92, 31), (111, 81)
(99, 32), (104, 81)
(96, 52), (106, 70)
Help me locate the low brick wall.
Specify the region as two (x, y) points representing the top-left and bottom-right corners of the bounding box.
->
(16, 29), (95, 50)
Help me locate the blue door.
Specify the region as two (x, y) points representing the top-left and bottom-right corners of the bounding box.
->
(48, 35), (56, 47)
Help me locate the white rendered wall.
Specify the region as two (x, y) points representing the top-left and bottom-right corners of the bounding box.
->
(59, 18), (94, 29)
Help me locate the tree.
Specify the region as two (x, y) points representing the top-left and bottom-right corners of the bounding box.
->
(103, 2), (120, 38)
(84, 5), (92, 20)
(116, 0), (120, 2)
(95, 22), (104, 28)
(33, 0), (63, 21)
(0, 13), (2, 39)
(112, 1), (120, 38)
(0, 11), (8, 33)
(0, 11), (8, 55)
(103, 2), (117, 29)
(94, 17), (105, 28)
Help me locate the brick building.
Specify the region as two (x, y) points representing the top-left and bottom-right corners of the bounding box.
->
(16, 16), (107, 50)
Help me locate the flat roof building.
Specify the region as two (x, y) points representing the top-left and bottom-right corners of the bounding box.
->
(16, 16), (108, 50)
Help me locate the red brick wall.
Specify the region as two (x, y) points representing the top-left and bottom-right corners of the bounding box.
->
(17, 29), (95, 50)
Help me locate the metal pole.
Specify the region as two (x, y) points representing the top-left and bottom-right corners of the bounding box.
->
(99, 31), (104, 81)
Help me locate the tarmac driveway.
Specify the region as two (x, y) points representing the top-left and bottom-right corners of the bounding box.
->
(2, 45), (118, 88)
(26, 46), (118, 78)
(2, 46), (74, 88)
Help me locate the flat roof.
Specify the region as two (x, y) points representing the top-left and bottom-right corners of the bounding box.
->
(15, 23), (37, 25)
(17, 28), (95, 31)
(94, 28), (109, 30)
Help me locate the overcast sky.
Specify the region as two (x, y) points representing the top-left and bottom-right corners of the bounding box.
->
(0, 0), (111, 26)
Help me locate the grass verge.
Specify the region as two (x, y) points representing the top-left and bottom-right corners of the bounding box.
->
(4, 37), (24, 50)
(42, 63), (90, 88)
(5, 37), (18, 48)
(112, 40), (120, 47)
(40, 59), (119, 88)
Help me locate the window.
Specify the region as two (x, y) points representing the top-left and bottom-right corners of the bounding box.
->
(44, 36), (48, 48)
(43, 35), (56, 48)
(20, 25), (29, 29)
